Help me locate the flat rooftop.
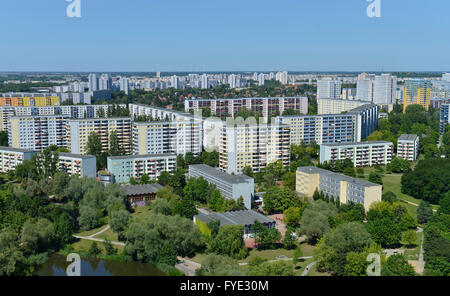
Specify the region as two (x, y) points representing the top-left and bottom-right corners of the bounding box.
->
(0, 146), (34, 153)
(189, 164), (253, 184)
(108, 153), (176, 160)
(297, 166), (380, 187)
(195, 209), (274, 226)
(121, 183), (163, 196)
(398, 134), (419, 141)
(59, 152), (96, 159)
(130, 103), (192, 117)
(321, 141), (393, 147)
(186, 96), (306, 101)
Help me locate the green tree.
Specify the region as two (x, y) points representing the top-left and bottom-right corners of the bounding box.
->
(139, 174), (150, 184)
(368, 172), (383, 185)
(283, 207), (302, 228)
(417, 200), (433, 224)
(103, 238), (117, 255)
(151, 198), (172, 216)
(109, 130), (124, 156)
(87, 132), (103, 169)
(208, 225), (248, 259)
(88, 242), (102, 257)
(381, 254), (416, 276)
(402, 230), (418, 247)
(253, 221), (281, 250)
(110, 210), (131, 240)
(262, 186), (304, 214)
(367, 218), (402, 248)
(299, 201), (337, 244)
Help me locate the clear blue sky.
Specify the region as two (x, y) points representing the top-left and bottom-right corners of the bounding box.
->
(0, 0), (449, 72)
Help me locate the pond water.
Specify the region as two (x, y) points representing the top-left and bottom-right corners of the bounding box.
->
(37, 254), (166, 276)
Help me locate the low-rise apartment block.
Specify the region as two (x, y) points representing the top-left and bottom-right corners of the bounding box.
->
(58, 152), (97, 178)
(219, 122), (290, 174)
(129, 104), (193, 122)
(320, 141), (394, 167)
(133, 121), (202, 156)
(67, 117), (132, 155)
(0, 94), (60, 107)
(397, 134), (419, 161)
(189, 164), (255, 209)
(107, 153), (177, 183)
(296, 166), (382, 211)
(0, 146), (35, 173)
(8, 115), (68, 151)
(184, 97), (308, 118)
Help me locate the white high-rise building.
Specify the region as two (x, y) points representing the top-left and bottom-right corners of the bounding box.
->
(317, 78), (341, 99)
(442, 73), (450, 82)
(269, 72), (275, 80)
(253, 72), (258, 81)
(276, 71), (288, 85)
(88, 73), (98, 92)
(171, 75), (179, 89)
(374, 74), (397, 104)
(356, 78), (374, 102)
(119, 77), (129, 95)
(258, 73), (265, 86)
(98, 74), (112, 90)
(228, 74), (238, 89)
(201, 74), (209, 89)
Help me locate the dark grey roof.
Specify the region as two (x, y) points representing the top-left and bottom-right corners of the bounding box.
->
(321, 141), (393, 147)
(347, 104), (378, 113)
(195, 210), (275, 227)
(297, 166), (380, 187)
(108, 153), (176, 160)
(0, 146), (35, 153)
(189, 164), (253, 184)
(398, 134), (419, 141)
(121, 183), (163, 196)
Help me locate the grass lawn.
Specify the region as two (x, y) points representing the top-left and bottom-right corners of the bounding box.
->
(239, 248), (296, 263)
(382, 174), (439, 210)
(95, 228), (119, 242)
(186, 253), (206, 264)
(75, 224), (108, 237)
(70, 238), (125, 253)
(132, 205), (152, 223)
(401, 232), (422, 260)
(293, 257), (315, 276)
(307, 263), (331, 276)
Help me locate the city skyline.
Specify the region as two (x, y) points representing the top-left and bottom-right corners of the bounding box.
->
(1, 0), (450, 72)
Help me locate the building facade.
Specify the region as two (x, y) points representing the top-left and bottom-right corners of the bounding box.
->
(184, 97), (308, 118)
(296, 166), (382, 211)
(320, 141), (394, 167)
(8, 115), (68, 150)
(67, 117), (132, 155)
(0, 95), (60, 107)
(397, 134), (419, 161)
(317, 78), (341, 100)
(107, 153), (177, 184)
(219, 122), (290, 174)
(132, 121), (202, 156)
(0, 146), (35, 173)
(318, 98), (372, 115)
(189, 164), (255, 209)
(403, 79), (432, 112)
(440, 104), (450, 134)
(58, 152), (97, 178)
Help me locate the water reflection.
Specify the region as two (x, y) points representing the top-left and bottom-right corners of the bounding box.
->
(38, 254), (166, 276)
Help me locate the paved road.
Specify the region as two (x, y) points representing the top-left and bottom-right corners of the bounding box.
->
(301, 261), (317, 276)
(176, 256), (201, 276)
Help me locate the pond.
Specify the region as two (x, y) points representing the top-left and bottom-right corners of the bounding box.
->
(37, 254), (166, 276)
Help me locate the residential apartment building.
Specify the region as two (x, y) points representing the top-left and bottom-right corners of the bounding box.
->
(320, 141), (394, 167)
(0, 95), (60, 107)
(0, 104), (125, 131)
(317, 78), (341, 100)
(189, 164), (255, 209)
(129, 104), (193, 122)
(219, 122), (290, 174)
(184, 97), (308, 118)
(275, 104), (378, 145)
(296, 166), (382, 211)
(107, 153), (177, 183)
(58, 153), (97, 178)
(440, 104), (450, 134)
(318, 98), (372, 115)
(397, 134), (419, 161)
(403, 79), (432, 112)
(8, 115), (68, 150)
(374, 74), (397, 105)
(67, 117), (132, 155)
(133, 120), (202, 156)
(0, 146), (35, 173)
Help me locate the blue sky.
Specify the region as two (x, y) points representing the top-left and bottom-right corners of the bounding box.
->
(0, 0), (449, 72)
